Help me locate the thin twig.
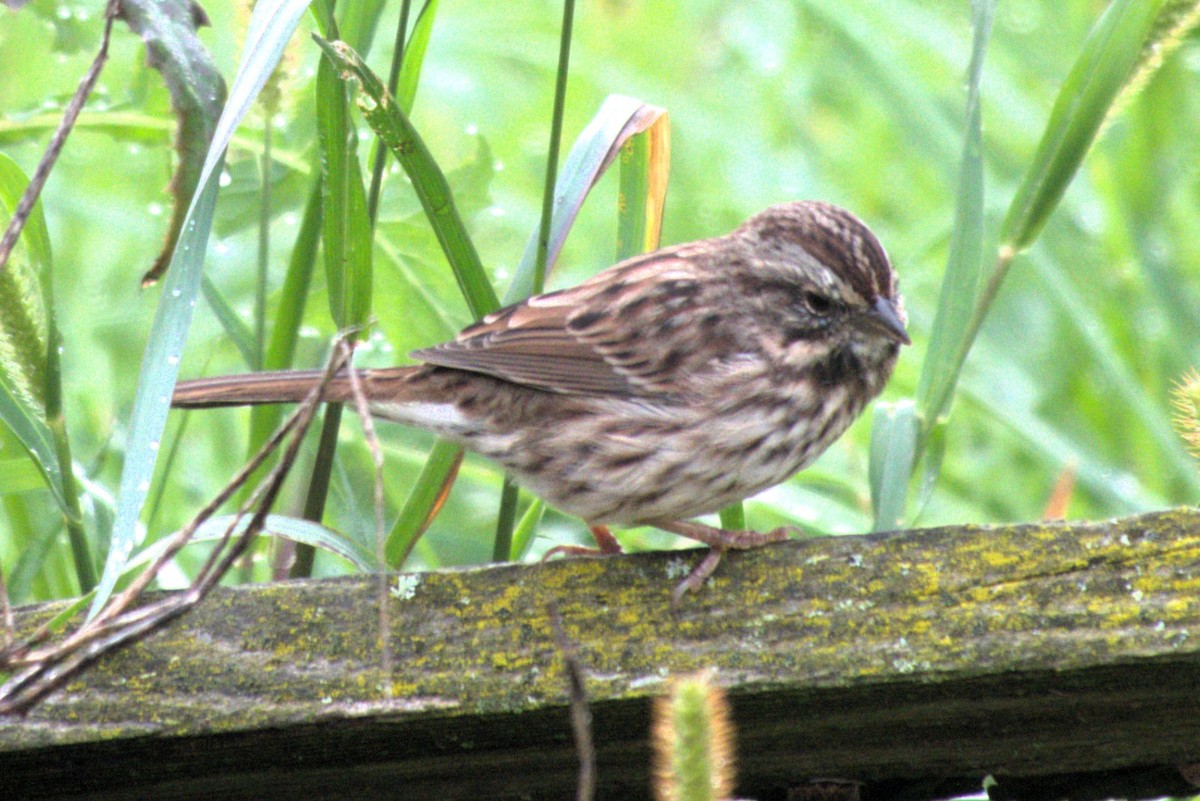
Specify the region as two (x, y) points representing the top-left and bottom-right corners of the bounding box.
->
(0, 339), (352, 715)
(550, 605), (595, 801)
(339, 338), (394, 693)
(190, 344), (346, 588)
(0, 0), (119, 272)
(293, 401), (342, 577)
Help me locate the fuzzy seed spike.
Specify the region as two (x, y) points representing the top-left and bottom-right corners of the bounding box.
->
(1171, 368), (1200, 460)
(652, 670), (735, 801)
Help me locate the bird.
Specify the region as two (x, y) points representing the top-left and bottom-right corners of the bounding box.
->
(173, 200), (909, 599)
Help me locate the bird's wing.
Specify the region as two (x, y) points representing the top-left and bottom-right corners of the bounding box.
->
(412, 249), (713, 396)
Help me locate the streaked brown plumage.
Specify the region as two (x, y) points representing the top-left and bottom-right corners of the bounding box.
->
(174, 201), (909, 597)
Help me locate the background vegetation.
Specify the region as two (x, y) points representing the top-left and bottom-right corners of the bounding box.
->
(1, 0), (1198, 604)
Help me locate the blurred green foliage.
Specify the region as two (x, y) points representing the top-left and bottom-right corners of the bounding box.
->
(1, 0), (1199, 603)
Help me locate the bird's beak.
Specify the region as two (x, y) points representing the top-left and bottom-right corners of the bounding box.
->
(867, 296), (910, 345)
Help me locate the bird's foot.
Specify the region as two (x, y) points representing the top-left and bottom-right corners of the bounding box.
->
(653, 519), (797, 550)
(654, 519), (799, 603)
(671, 547), (726, 606)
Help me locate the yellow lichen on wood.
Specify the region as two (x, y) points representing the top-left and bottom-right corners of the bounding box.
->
(4, 508), (1200, 751)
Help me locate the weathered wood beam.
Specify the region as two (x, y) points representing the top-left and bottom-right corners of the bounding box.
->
(4, 508), (1200, 801)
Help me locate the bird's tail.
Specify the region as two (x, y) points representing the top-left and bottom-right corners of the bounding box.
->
(172, 367), (420, 409)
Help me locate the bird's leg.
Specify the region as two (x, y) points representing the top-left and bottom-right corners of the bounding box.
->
(654, 519), (797, 601)
(541, 525), (625, 562)
(588, 525), (624, 554)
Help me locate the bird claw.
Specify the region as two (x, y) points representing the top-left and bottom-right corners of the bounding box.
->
(671, 548), (725, 607)
(764, 525), (802, 543)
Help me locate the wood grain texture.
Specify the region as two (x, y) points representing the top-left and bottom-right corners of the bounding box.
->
(4, 508), (1200, 800)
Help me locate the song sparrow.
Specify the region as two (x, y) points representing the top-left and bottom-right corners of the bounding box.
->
(174, 201), (908, 598)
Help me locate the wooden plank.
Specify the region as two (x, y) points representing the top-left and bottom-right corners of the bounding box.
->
(4, 508), (1200, 800)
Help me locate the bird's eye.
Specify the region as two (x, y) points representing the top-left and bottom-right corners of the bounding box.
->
(802, 291), (834, 316)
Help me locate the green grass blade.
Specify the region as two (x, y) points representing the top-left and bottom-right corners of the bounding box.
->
(91, 172), (223, 616)
(869, 400), (919, 531)
(386, 439), (463, 566)
(505, 95), (668, 304)
(0, 153), (90, 588)
(314, 35), (498, 320)
(509, 498), (545, 561)
(362, 0), (444, 228)
(530, 0), (575, 295)
(191, 514), (384, 571)
(5, 495), (52, 603)
(253, 130), (272, 370)
(999, 0), (1161, 253)
(294, 5), (374, 577)
(266, 176), (323, 370)
(616, 135), (650, 262)
(491, 475), (519, 562)
(247, 175), (322, 460)
(718, 504), (745, 532)
(317, 54), (374, 330)
(41, 306), (90, 589)
(200, 274), (256, 366)
(35, 510), (381, 618)
(0, 374), (65, 511)
(0, 112), (311, 177)
(90, 0), (315, 618)
(870, 0), (993, 528)
(396, 0), (439, 114)
(615, 125), (669, 262)
(914, 0), (993, 429)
